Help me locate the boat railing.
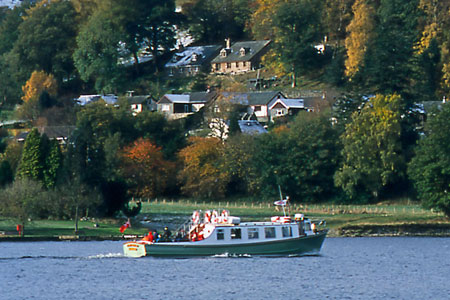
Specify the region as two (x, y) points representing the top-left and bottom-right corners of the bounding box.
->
(173, 217), (193, 240)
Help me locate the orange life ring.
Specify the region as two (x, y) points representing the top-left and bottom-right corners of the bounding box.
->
(211, 210), (219, 223)
(192, 211), (200, 224)
(204, 210), (211, 223)
(221, 210), (229, 223)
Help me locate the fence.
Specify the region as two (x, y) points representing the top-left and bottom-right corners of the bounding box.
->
(141, 198), (439, 217)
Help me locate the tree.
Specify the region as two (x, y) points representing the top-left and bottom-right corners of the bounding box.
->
(182, 0), (251, 44)
(73, 10), (126, 93)
(13, 0), (78, 84)
(273, 0), (326, 87)
(135, 111), (186, 158)
(178, 137), (229, 198)
(335, 94), (405, 201)
(113, 0), (180, 72)
(250, 0), (283, 40)
(344, 0), (375, 78)
(324, 0), (354, 47)
(0, 160), (13, 187)
(253, 112), (340, 202)
(220, 134), (261, 196)
(408, 104), (450, 217)
(0, 178), (46, 235)
(120, 138), (175, 199)
(0, 4), (27, 56)
(18, 70), (58, 120)
(363, 0), (420, 96)
(43, 139), (63, 189)
(16, 128), (45, 182)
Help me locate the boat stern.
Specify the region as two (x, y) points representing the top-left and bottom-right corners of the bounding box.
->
(123, 241), (148, 257)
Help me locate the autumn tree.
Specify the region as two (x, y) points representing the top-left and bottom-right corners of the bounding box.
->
(178, 137), (229, 198)
(121, 138), (175, 199)
(250, 0), (283, 40)
(344, 0), (375, 79)
(335, 94), (406, 202)
(18, 71), (58, 120)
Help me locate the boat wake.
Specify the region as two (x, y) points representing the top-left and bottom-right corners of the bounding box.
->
(212, 253), (252, 258)
(0, 253), (124, 260)
(86, 252), (124, 259)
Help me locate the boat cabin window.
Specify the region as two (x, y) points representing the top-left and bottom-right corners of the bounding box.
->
(248, 228), (259, 239)
(304, 222), (311, 232)
(282, 226), (293, 237)
(217, 229), (225, 240)
(231, 228), (241, 239)
(264, 227), (276, 239)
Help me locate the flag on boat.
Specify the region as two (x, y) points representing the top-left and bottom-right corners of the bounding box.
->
(119, 220), (131, 233)
(274, 199), (288, 206)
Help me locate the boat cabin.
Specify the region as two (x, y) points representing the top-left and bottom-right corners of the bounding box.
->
(188, 210), (316, 245)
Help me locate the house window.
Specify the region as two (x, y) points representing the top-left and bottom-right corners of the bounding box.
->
(235, 62), (239, 68)
(217, 229), (224, 240)
(264, 227), (276, 239)
(282, 226), (292, 237)
(248, 228), (259, 239)
(161, 104), (170, 111)
(226, 63), (231, 69)
(184, 104), (190, 113)
(240, 47), (246, 56)
(254, 106), (261, 112)
(243, 61), (247, 67)
(220, 49), (227, 57)
(215, 63), (220, 71)
(231, 228), (241, 239)
(276, 109), (284, 116)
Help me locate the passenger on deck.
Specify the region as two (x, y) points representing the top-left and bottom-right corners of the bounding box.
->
(142, 231), (154, 242)
(162, 226), (172, 242)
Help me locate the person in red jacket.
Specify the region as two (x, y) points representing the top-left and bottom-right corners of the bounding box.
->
(142, 231), (154, 242)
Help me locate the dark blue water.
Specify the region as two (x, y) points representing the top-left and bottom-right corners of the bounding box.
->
(0, 237), (449, 300)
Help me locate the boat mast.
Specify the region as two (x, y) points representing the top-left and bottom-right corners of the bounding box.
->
(278, 185), (287, 217)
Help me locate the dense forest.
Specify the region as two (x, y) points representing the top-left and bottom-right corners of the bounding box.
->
(0, 0), (449, 221)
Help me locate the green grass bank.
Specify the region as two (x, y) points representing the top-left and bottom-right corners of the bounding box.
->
(1, 200), (449, 240)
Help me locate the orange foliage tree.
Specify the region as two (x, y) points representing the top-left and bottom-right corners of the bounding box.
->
(22, 70), (58, 103)
(177, 137), (229, 198)
(121, 138), (175, 199)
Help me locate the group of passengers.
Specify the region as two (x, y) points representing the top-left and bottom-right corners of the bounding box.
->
(142, 227), (189, 242)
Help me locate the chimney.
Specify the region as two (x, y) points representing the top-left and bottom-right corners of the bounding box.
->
(225, 38), (231, 49)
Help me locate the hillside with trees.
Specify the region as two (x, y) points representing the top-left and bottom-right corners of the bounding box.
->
(0, 0), (449, 222)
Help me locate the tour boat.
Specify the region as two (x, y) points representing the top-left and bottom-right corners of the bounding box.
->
(123, 209), (327, 258)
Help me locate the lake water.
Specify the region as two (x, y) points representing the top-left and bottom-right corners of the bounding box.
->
(0, 237), (449, 300)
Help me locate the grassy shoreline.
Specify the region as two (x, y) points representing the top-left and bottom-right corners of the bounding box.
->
(1, 200), (449, 241)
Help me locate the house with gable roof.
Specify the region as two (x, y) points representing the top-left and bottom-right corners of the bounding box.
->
(218, 91), (286, 123)
(125, 92), (157, 116)
(157, 91), (218, 119)
(268, 95), (330, 119)
(165, 45), (221, 77)
(211, 39), (271, 74)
